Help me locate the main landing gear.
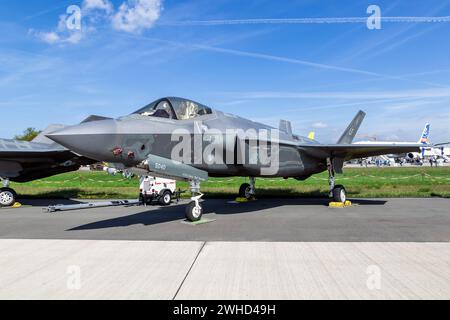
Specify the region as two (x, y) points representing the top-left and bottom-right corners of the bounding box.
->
(239, 177), (256, 200)
(185, 179), (204, 222)
(0, 178), (17, 207)
(327, 158), (347, 203)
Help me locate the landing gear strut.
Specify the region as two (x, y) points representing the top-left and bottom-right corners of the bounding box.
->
(327, 158), (347, 203)
(185, 179), (204, 222)
(0, 178), (16, 207)
(239, 177), (256, 200)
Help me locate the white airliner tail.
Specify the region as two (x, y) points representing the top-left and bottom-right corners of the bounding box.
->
(418, 123), (430, 145)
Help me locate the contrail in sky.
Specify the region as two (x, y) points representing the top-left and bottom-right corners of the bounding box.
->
(160, 16), (450, 26)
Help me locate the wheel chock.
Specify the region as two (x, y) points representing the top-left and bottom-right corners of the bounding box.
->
(12, 202), (22, 208)
(181, 218), (216, 226)
(329, 201), (352, 208)
(235, 197), (257, 203)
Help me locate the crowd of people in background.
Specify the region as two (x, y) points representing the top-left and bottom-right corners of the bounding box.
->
(354, 156), (446, 167)
(429, 156), (439, 167)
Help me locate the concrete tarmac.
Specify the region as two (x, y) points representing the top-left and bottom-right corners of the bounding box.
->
(0, 239), (449, 299)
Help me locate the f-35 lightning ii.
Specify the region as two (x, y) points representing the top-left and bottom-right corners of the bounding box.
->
(47, 97), (423, 221)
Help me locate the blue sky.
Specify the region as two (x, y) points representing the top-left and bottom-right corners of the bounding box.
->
(1, 0), (450, 143)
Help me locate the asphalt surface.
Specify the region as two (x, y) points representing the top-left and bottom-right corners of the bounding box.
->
(0, 198), (449, 242)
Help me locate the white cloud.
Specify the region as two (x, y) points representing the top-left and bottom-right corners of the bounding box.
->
(33, 0), (162, 45)
(57, 14), (68, 32)
(112, 0), (162, 33)
(30, 27), (84, 45)
(82, 0), (114, 14)
(312, 122), (328, 129)
(31, 11), (85, 45)
(37, 31), (61, 44)
(65, 32), (84, 44)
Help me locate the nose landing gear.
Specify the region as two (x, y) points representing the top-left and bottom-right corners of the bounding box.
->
(185, 179), (204, 222)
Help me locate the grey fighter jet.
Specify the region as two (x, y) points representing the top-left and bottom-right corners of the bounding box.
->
(47, 97), (423, 221)
(0, 123), (97, 207)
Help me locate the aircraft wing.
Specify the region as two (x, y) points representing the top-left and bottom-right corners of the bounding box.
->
(0, 139), (93, 181)
(0, 148), (71, 157)
(299, 143), (421, 160)
(292, 110), (423, 172)
(0, 139), (69, 158)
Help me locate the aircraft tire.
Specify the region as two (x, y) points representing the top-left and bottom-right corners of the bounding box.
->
(239, 183), (252, 199)
(185, 201), (203, 222)
(332, 185), (347, 203)
(159, 190), (172, 206)
(0, 188), (17, 207)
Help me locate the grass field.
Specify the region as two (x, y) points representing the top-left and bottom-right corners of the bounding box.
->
(9, 167), (450, 200)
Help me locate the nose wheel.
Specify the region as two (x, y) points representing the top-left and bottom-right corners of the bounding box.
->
(185, 179), (204, 222)
(185, 200), (203, 221)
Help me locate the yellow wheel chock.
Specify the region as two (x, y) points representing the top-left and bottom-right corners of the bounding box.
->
(329, 200), (352, 208)
(235, 197), (257, 203)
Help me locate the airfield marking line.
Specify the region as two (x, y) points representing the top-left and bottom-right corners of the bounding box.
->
(172, 241), (207, 300)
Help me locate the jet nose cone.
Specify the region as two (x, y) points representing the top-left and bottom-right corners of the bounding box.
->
(47, 119), (119, 161)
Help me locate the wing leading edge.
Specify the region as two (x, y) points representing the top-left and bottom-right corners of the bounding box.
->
(0, 138), (68, 158)
(298, 143), (421, 161)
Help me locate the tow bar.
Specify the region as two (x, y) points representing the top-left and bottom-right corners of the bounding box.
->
(45, 199), (140, 213)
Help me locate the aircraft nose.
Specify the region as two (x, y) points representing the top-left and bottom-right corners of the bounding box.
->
(46, 119), (120, 162)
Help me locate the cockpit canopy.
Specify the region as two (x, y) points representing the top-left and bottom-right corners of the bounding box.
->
(133, 97), (213, 120)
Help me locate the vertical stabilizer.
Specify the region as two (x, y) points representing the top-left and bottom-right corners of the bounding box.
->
(337, 111), (366, 144)
(279, 120), (293, 136)
(418, 123), (430, 145)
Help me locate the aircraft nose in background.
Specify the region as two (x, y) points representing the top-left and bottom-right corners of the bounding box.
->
(46, 119), (119, 162)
